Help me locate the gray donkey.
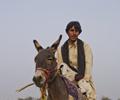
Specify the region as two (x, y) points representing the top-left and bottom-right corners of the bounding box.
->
(32, 35), (86, 100)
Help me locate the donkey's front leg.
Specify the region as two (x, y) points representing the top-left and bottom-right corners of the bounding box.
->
(47, 94), (52, 100)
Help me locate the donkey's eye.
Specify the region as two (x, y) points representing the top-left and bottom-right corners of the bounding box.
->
(48, 56), (53, 60)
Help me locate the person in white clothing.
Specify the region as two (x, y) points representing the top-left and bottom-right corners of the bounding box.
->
(56, 21), (96, 100)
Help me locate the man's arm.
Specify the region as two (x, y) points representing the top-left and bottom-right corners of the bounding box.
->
(84, 43), (93, 81)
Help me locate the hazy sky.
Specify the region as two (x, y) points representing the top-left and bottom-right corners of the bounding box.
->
(0, 0), (120, 100)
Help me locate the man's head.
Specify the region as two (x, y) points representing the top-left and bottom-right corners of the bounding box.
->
(65, 21), (82, 42)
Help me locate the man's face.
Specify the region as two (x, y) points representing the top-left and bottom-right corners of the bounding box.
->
(67, 26), (80, 42)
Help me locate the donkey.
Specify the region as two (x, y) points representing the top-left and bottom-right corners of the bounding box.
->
(32, 35), (85, 100)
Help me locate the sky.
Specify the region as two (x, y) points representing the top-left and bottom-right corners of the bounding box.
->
(0, 0), (120, 100)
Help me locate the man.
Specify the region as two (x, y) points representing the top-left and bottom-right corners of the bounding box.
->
(56, 21), (96, 100)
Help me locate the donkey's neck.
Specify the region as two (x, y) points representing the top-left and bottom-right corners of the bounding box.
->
(48, 74), (68, 100)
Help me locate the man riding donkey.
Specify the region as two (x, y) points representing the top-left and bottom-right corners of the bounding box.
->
(56, 21), (96, 100)
(33, 21), (96, 100)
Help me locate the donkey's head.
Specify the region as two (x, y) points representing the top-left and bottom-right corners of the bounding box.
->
(32, 35), (62, 87)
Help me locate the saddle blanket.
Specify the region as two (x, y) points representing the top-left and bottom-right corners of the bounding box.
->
(62, 76), (83, 100)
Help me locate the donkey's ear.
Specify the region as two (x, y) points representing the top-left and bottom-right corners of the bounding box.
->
(33, 40), (43, 52)
(51, 34), (62, 52)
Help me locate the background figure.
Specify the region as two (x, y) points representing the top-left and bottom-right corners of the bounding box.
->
(56, 21), (96, 100)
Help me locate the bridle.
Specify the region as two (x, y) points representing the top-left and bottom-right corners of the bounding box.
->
(35, 66), (59, 84)
(35, 65), (60, 99)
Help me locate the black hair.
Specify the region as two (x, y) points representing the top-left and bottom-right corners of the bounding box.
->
(65, 21), (82, 34)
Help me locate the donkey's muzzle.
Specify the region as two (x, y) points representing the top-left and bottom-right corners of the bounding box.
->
(32, 76), (45, 87)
